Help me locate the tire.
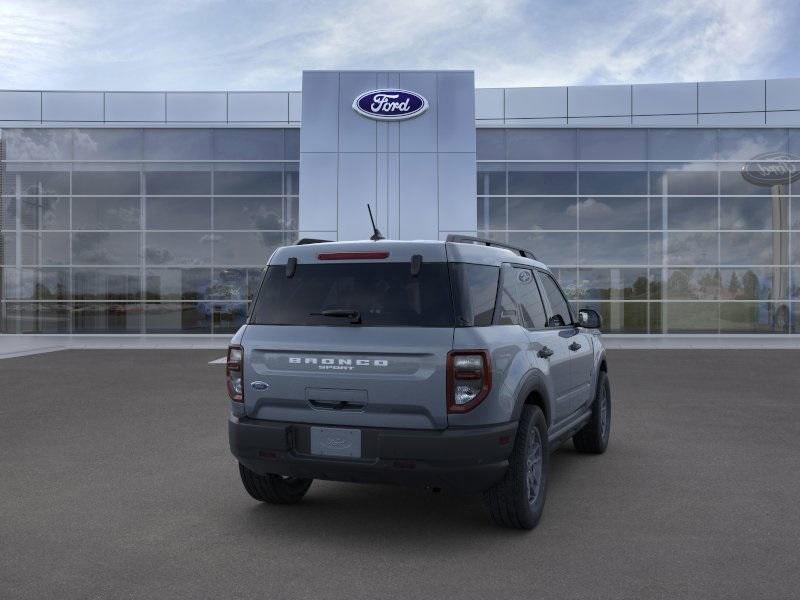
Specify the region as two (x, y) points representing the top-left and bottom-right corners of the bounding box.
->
(573, 371), (611, 454)
(238, 463), (312, 504)
(483, 405), (548, 530)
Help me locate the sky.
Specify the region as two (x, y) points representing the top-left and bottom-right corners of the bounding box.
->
(0, 0), (798, 91)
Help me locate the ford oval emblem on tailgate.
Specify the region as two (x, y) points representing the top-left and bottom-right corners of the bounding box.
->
(251, 381), (269, 390)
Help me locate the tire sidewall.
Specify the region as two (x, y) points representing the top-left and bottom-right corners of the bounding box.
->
(516, 406), (549, 529)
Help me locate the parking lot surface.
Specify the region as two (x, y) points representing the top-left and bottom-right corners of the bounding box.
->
(1, 349), (799, 599)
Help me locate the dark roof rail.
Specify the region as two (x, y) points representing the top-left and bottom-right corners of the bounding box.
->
(446, 234), (537, 260)
(296, 238), (333, 245)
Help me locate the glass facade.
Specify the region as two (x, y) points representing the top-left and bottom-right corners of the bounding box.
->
(0, 128), (299, 334)
(478, 128), (800, 334)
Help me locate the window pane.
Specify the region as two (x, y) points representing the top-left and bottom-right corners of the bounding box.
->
(145, 171), (210, 195)
(15, 171), (70, 195)
(72, 197), (140, 230)
(720, 197), (788, 230)
(1, 233), (16, 265)
(143, 130), (213, 160)
(666, 268), (720, 299)
(666, 197), (717, 230)
(577, 268), (648, 300)
(578, 197), (647, 230)
(508, 197), (576, 230)
(213, 197), (283, 230)
(579, 233), (648, 265)
(508, 168), (576, 195)
(20, 196), (69, 230)
(477, 197), (505, 230)
(507, 129), (576, 160)
(145, 232), (212, 265)
(650, 169), (717, 195)
(720, 232), (785, 265)
(476, 129), (505, 160)
(36, 268), (69, 300)
(210, 268), (249, 300)
(213, 170), (282, 195)
(145, 197), (211, 230)
(720, 267), (789, 300)
(145, 268), (211, 300)
(578, 130), (646, 160)
(72, 232), (139, 265)
(72, 171), (140, 195)
(144, 302), (212, 333)
(285, 129), (299, 159)
(718, 129), (788, 160)
(22, 232), (70, 265)
(73, 268), (141, 300)
(477, 165), (505, 195)
(579, 171), (647, 195)
(507, 232), (577, 265)
(73, 129), (143, 160)
(213, 232), (283, 266)
(72, 303), (142, 333)
(3, 129), (73, 160)
(213, 129), (284, 160)
(648, 129), (717, 161)
(578, 301), (647, 333)
(666, 233), (718, 265)
(213, 302), (249, 333)
(664, 302), (719, 333)
(4, 302), (70, 333)
(720, 302), (790, 333)
(720, 169), (778, 195)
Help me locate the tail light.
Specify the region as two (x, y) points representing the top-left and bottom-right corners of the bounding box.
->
(447, 350), (491, 413)
(226, 345), (244, 402)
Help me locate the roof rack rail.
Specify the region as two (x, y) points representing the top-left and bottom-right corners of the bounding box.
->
(296, 238), (333, 245)
(446, 234), (537, 260)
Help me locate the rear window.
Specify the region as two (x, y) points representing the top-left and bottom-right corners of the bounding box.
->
(449, 263), (500, 326)
(250, 262), (454, 327)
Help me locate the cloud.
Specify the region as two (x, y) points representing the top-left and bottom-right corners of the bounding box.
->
(0, 0), (795, 90)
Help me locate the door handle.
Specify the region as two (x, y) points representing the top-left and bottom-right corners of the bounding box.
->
(537, 346), (554, 359)
(568, 342), (582, 351)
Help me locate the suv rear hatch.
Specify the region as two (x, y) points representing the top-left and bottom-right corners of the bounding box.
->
(242, 242), (454, 430)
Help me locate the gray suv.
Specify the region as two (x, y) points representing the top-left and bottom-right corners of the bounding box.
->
(227, 235), (610, 529)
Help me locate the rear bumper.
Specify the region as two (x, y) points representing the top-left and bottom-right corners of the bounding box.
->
(229, 415), (518, 493)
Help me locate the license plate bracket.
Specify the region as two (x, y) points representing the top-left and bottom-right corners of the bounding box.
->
(309, 426), (362, 458)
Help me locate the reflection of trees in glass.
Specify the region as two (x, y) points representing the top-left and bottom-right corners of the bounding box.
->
(742, 270), (759, 300)
(630, 276), (648, 300)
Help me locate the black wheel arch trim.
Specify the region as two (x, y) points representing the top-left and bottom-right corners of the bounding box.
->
(511, 369), (553, 426)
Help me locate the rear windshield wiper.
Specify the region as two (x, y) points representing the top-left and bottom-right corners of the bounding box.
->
(310, 308), (362, 324)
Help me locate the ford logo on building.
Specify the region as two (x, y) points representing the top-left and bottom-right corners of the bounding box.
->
(741, 152), (800, 186)
(352, 89), (428, 121)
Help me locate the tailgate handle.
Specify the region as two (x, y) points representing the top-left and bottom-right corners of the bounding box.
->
(309, 399), (365, 411)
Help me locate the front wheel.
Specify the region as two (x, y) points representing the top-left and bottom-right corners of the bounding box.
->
(238, 464), (312, 504)
(573, 371), (611, 454)
(483, 405), (549, 530)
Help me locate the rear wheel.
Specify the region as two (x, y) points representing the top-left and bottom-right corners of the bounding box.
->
(483, 405), (548, 530)
(238, 464), (312, 504)
(573, 371), (611, 454)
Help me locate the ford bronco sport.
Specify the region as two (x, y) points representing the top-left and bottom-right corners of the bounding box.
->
(227, 235), (610, 529)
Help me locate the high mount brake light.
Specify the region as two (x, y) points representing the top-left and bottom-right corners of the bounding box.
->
(447, 350), (492, 413)
(226, 345), (244, 402)
(317, 251), (390, 260)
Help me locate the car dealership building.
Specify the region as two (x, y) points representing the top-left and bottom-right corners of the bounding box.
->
(1, 70), (799, 336)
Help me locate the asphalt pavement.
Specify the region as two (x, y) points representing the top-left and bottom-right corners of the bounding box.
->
(1, 349), (799, 599)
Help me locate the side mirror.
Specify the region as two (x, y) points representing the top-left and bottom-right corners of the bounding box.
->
(578, 309), (602, 329)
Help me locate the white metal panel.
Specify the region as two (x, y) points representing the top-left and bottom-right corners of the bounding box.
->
(338, 153), (377, 241)
(569, 116), (631, 126)
(504, 117), (568, 126)
(338, 72), (377, 153)
(228, 92), (288, 122)
(300, 72), (339, 152)
(166, 92), (227, 122)
(698, 80), (765, 113)
(632, 82), (696, 115)
(698, 112), (765, 126)
(437, 72), (476, 153)
(299, 153), (338, 232)
(632, 114), (697, 126)
(399, 153), (438, 240)
(0, 91), (41, 121)
(568, 84), (631, 117)
(398, 72), (438, 152)
(289, 92), (302, 122)
(505, 86), (567, 119)
(105, 92), (165, 122)
(42, 92), (103, 121)
(475, 88), (504, 120)
(438, 153), (476, 233)
(766, 78), (800, 111)
(765, 111), (800, 126)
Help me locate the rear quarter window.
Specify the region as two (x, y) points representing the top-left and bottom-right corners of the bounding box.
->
(449, 263), (500, 326)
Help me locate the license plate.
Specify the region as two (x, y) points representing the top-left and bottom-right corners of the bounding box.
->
(310, 427), (362, 458)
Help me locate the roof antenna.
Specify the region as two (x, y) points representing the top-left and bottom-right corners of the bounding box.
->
(367, 204), (385, 241)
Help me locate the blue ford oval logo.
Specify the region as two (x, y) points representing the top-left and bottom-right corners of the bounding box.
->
(353, 89), (428, 121)
(251, 381), (269, 391)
